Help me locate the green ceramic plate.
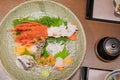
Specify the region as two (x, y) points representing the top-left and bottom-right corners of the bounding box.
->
(0, 0), (86, 80)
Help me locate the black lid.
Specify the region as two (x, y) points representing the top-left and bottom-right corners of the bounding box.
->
(103, 37), (120, 56)
(96, 37), (120, 62)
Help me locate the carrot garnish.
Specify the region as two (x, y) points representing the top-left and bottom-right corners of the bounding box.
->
(67, 32), (77, 41)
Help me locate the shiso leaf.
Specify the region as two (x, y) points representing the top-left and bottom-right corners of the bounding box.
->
(13, 16), (67, 28)
(47, 37), (69, 44)
(54, 46), (69, 59)
(39, 16), (67, 27)
(13, 17), (38, 27)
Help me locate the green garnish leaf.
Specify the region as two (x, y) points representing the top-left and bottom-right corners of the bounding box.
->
(38, 16), (67, 27)
(22, 49), (36, 59)
(39, 16), (53, 27)
(13, 17), (39, 28)
(13, 16), (67, 28)
(51, 17), (63, 27)
(41, 42), (49, 57)
(13, 17), (29, 27)
(41, 48), (49, 58)
(47, 37), (69, 44)
(13, 18), (24, 27)
(41, 37), (69, 58)
(63, 21), (67, 26)
(55, 46), (69, 59)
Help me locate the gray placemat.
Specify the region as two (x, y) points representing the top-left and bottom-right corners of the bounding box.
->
(0, 66), (12, 80)
(93, 0), (120, 22)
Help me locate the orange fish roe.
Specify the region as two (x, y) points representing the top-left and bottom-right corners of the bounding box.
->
(13, 22), (48, 45)
(36, 55), (56, 67)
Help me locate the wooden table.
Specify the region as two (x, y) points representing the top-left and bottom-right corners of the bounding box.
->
(0, 0), (120, 80)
